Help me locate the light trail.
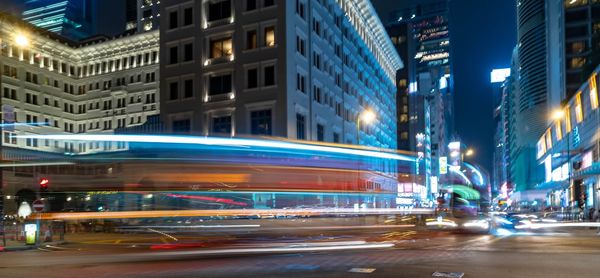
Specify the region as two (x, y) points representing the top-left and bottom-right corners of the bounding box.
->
(515, 221), (600, 229)
(18, 134), (415, 162)
(140, 242), (395, 257)
(30, 208), (435, 220)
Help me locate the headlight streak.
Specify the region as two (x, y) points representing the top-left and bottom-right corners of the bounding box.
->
(463, 220), (490, 229)
(18, 134), (415, 162)
(515, 221), (600, 230)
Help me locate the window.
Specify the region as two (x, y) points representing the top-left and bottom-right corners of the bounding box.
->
(296, 36), (305, 56)
(184, 79), (194, 98)
(264, 26), (275, 47)
(317, 124), (324, 141)
(210, 37), (233, 58)
(296, 0), (305, 19)
(251, 109), (272, 135)
(569, 57), (586, 69)
(401, 132), (408, 140)
(169, 11), (178, 29)
(264, 0), (274, 7)
(575, 93), (583, 123)
(213, 116), (232, 134)
(184, 43), (193, 61)
(296, 73), (306, 93)
(264, 65), (275, 86)
(296, 113), (305, 140)
(169, 81), (178, 100)
(173, 119), (191, 133)
(246, 0), (257, 11)
(333, 132), (340, 143)
(209, 74), (232, 95)
(208, 0), (231, 22)
(313, 85), (322, 103)
(247, 68), (258, 89)
(183, 7), (193, 25)
(246, 30), (257, 49)
(169, 46), (178, 64)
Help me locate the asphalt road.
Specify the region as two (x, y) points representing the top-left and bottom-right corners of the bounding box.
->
(1, 227), (600, 278)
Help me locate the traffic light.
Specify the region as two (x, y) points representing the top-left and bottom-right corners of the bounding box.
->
(39, 178), (49, 191)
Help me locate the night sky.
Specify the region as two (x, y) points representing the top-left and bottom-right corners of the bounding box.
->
(372, 0), (517, 173)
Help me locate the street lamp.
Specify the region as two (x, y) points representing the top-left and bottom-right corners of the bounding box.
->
(465, 149), (474, 157)
(356, 110), (376, 145)
(14, 33), (29, 47)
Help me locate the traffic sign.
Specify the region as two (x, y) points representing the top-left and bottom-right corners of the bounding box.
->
(32, 199), (45, 212)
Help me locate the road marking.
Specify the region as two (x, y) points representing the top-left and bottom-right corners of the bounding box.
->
(348, 268), (376, 273)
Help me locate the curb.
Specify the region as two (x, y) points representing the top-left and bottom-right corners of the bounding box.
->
(0, 240), (67, 252)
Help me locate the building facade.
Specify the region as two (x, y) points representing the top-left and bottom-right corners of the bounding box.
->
(22, 0), (94, 40)
(384, 1), (453, 199)
(536, 65), (600, 211)
(159, 0), (402, 151)
(0, 13), (160, 155)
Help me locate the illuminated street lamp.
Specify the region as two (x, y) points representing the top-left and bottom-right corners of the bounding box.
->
(356, 110), (376, 145)
(14, 33), (29, 47)
(552, 110), (565, 120)
(465, 149), (474, 157)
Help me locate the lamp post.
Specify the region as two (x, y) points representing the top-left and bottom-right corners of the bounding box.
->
(355, 110), (375, 207)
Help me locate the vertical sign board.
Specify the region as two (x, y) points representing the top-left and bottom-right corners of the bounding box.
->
(25, 224), (37, 245)
(439, 157), (448, 175)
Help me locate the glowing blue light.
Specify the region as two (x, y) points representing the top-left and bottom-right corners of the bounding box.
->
(439, 76), (448, 90)
(18, 134), (416, 162)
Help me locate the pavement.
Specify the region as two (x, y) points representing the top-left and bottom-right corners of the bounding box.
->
(1, 224), (600, 277)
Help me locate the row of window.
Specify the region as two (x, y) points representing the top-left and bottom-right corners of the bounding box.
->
(1, 45), (158, 78)
(5, 133), (128, 152)
(167, 26), (276, 66)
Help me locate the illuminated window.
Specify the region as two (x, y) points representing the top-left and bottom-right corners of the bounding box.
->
(210, 37), (232, 59)
(590, 73), (598, 109)
(555, 120), (563, 140)
(569, 57), (586, 69)
(545, 129), (553, 149)
(564, 0), (588, 8)
(565, 106), (572, 133)
(537, 137), (546, 159)
(570, 41), (586, 53)
(575, 93), (583, 123)
(264, 26), (275, 47)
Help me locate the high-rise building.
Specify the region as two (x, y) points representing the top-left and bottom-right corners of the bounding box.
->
(22, 0), (94, 40)
(159, 0), (402, 150)
(385, 1), (452, 197)
(0, 12), (160, 154)
(491, 68), (511, 197)
(131, 0), (160, 33)
(563, 0), (600, 100)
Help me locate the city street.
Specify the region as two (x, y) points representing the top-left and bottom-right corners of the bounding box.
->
(1, 229), (600, 277)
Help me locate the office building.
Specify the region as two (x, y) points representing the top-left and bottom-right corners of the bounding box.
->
(562, 0), (600, 100)
(132, 0), (161, 33)
(535, 66), (600, 211)
(22, 0), (94, 40)
(385, 1), (452, 198)
(0, 13), (160, 155)
(159, 0), (402, 149)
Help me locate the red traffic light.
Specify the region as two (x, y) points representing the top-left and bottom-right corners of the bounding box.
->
(39, 178), (49, 189)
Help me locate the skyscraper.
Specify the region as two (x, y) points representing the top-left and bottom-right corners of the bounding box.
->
(22, 0), (93, 40)
(385, 0), (453, 198)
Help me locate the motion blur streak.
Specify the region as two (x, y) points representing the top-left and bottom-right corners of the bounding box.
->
(140, 243), (396, 257)
(30, 208), (434, 220)
(19, 134), (415, 161)
(124, 225), (262, 229)
(515, 221), (600, 229)
(0, 162), (74, 167)
(166, 193), (249, 206)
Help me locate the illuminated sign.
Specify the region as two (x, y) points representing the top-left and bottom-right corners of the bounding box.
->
(25, 224), (37, 245)
(490, 68), (510, 83)
(439, 157), (448, 174)
(431, 176), (438, 193)
(544, 155), (552, 182)
(582, 151), (593, 169)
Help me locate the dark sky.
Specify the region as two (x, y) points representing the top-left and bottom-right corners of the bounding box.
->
(372, 0), (517, 173)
